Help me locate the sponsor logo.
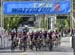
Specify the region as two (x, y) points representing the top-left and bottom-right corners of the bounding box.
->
(54, 3), (60, 11)
(33, 3), (52, 8)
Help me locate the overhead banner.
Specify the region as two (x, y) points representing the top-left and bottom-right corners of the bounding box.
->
(3, 1), (71, 15)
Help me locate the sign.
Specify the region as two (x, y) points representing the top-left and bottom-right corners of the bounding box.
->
(3, 1), (71, 15)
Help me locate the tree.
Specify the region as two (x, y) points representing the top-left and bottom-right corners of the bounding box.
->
(4, 15), (21, 30)
(40, 15), (48, 30)
(56, 16), (70, 30)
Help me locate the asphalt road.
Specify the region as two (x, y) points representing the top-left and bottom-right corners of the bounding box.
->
(0, 37), (74, 55)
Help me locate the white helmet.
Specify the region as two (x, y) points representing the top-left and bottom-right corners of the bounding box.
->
(29, 30), (33, 33)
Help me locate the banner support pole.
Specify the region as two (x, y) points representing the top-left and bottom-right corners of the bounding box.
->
(70, 0), (73, 30)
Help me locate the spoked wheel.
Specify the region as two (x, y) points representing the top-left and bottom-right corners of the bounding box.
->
(49, 41), (53, 51)
(23, 42), (27, 51)
(11, 42), (16, 52)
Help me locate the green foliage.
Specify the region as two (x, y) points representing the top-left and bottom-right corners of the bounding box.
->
(73, 0), (75, 2)
(56, 16), (70, 30)
(40, 15), (48, 30)
(40, 16), (45, 29)
(4, 15), (21, 30)
(64, 18), (70, 29)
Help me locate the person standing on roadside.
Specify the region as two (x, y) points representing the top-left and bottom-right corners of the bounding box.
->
(72, 29), (75, 55)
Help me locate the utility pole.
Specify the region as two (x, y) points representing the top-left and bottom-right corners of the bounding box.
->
(72, 0), (73, 29)
(1, 0), (4, 28)
(0, 0), (4, 48)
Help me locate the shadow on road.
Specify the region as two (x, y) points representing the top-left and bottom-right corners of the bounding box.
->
(0, 47), (73, 53)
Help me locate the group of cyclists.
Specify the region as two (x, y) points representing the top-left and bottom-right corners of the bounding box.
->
(10, 28), (61, 51)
